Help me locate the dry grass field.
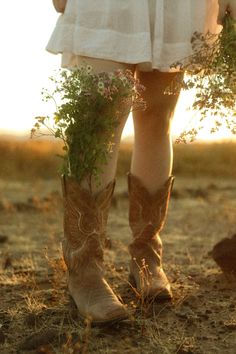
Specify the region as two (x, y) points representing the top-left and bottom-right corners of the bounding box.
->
(1, 138), (236, 353)
(1, 138), (236, 180)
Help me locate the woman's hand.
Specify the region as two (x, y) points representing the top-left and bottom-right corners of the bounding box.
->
(52, 0), (67, 13)
(218, 0), (236, 23)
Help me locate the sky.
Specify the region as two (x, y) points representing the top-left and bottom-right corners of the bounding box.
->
(0, 1), (235, 142)
(0, 1), (60, 134)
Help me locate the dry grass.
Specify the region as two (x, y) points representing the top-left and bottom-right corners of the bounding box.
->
(173, 141), (236, 178)
(1, 143), (236, 353)
(0, 138), (63, 180)
(1, 138), (236, 181)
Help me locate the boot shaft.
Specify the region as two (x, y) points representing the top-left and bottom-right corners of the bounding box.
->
(61, 175), (115, 271)
(128, 173), (174, 240)
(127, 174), (174, 299)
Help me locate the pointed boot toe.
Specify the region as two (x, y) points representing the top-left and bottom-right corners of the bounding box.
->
(129, 267), (172, 301)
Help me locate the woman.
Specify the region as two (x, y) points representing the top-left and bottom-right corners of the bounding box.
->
(47, 0), (234, 324)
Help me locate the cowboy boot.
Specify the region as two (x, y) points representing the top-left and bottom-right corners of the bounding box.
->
(61, 175), (128, 323)
(128, 173), (174, 300)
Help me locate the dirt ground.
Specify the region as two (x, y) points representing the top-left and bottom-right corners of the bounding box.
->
(0, 176), (236, 354)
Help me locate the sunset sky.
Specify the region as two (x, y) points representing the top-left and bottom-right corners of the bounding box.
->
(0, 1), (235, 142)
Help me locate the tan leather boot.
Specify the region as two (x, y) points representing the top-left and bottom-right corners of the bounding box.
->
(128, 173), (174, 300)
(61, 175), (128, 323)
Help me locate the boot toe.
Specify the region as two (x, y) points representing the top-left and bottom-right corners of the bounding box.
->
(103, 303), (129, 323)
(147, 282), (172, 300)
(129, 268), (173, 300)
(84, 302), (129, 324)
(68, 276), (129, 324)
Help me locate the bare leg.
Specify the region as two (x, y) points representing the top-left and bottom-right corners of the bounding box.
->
(131, 70), (181, 193)
(128, 70), (182, 299)
(70, 56), (135, 193)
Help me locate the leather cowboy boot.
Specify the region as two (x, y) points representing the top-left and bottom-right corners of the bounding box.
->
(61, 175), (128, 323)
(127, 173), (174, 300)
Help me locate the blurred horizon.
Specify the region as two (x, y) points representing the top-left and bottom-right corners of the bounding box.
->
(1, 128), (236, 145)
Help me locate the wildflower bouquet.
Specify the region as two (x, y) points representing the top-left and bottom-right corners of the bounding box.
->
(32, 66), (145, 190)
(169, 14), (236, 142)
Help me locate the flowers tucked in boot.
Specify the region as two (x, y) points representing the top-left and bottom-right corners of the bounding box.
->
(127, 173), (174, 300)
(61, 175), (128, 323)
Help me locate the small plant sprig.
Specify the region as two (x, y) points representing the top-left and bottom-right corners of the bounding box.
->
(167, 14), (236, 143)
(32, 66), (145, 190)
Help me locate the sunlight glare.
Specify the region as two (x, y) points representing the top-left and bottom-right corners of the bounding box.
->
(0, 1), (235, 143)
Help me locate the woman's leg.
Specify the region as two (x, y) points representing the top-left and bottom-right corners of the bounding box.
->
(128, 69), (182, 299)
(62, 57), (136, 323)
(131, 70), (181, 193)
(73, 56), (135, 193)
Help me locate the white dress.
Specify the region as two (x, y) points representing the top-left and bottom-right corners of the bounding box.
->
(46, 0), (221, 72)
